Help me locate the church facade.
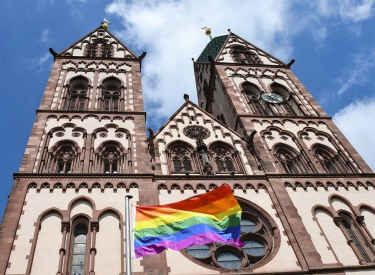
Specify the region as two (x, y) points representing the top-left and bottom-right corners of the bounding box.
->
(1, 24), (375, 275)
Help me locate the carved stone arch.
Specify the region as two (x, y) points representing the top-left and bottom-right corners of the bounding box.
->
(104, 182), (113, 189)
(347, 181), (357, 189)
(298, 127), (332, 140)
(209, 141), (242, 174)
(58, 115), (70, 121)
(196, 184), (206, 191)
(305, 181), (315, 189)
(245, 183), (255, 190)
(356, 181), (367, 189)
(311, 205), (336, 218)
(158, 184), (168, 190)
(83, 114), (99, 121)
(49, 139), (81, 153)
(316, 181), (326, 189)
(100, 116), (112, 122)
(50, 126), (65, 135)
(95, 140), (126, 154)
(72, 127), (87, 135)
(97, 207), (123, 221)
(311, 143), (347, 174)
(54, 182), (63, 189)
(99, 75), (125, 88)
(166, 140), (197, 174)
(209, 184), (218, 190)
(326, 181), (337, 189)
(27, 182), (37, 189)
(329, 194), (358, 216)
(282, 119), (297, 125)
(129, 182), (138, 189)
(47, 115), (58, 120)
(337, 181), (347, 189)
(295, 181), (305, 189)
(358, 204), (375, 215)
(233, 183), (243, 190)
(171, 184), (180, 190)
(104, 123), (119, 130)
(67, 196), (96, 212)
(265, 126), (296, 140)
(65, 75), (92, 87)
(269, 82), (290, 99)
(66, 182), (75, 189)
(366, 181), (375, 189)
(184, 184), (193, 190)
(117, 182), (126, 189)
(241, 81), (261, 98)
(91, 182), (101, 190)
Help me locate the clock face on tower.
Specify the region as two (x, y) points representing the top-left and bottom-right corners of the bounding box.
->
(261, 92), (284, 104)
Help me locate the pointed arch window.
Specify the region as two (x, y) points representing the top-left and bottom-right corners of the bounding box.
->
(168, 145), (195, 173)
(230, 45), (262, 64)
(71, 224), (88, 275)
(274, 145), (307, 174)
(210, 144), (242, 174)
(313, 145), (347, 174)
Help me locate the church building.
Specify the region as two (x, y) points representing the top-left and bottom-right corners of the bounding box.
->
(1, 23), (375, 275)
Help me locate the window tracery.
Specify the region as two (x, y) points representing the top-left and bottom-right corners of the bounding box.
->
(100, 44), (113, 58)
(274, 145), (308, 174)
(210, 144), (241, 174)
(241, 82), (266, 115)
(85, 43), (98, 57)
(269, 83), (304, 116)
(181, 197), (280, 271)
(100, 77), (123, 112)
(47, 141), (80, 173)
(167, 144), (196, 174)
(230, 45), (262, 64)
(71, 224), (88, 275)
(313, 145), (347, 174)
(94, 142), (127, 174)
(64, 77), (89, 111)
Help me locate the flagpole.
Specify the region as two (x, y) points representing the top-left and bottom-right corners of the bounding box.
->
(125, 195), (133, 275)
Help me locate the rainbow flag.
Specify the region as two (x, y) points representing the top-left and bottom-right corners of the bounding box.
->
(134, 184), (243, 258)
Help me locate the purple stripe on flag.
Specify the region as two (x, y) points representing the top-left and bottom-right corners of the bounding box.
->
(135, 226), (243, 258)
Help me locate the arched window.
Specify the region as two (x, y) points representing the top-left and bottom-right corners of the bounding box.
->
(95, 142), (127, 174)
(210, 144), (241, 174)
(71, 224), (88, 275)
(182, 197), (279, 271)
(49, 142), (80, 173)
(274, 145), (307, 174)
(85, 43), (98, 57)
(65, 77), (89, 111)
(100, 77), (122, 112)
(168, 144), (195, 174)
(313, 145), (347, 174)
(241, 82), (266, 115)
(230, 45), (262, 64)
(336, 213), (375, 263)
(101, 44), (113, 58)
(270, 83), (304, 116)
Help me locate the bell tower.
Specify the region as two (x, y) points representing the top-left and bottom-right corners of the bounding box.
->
(0, 23), (151, 275)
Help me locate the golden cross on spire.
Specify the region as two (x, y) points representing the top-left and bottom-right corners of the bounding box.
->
(202, 27), (212, 40)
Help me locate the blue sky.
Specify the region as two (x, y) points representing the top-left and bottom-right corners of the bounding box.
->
(1, 0), (375, 218)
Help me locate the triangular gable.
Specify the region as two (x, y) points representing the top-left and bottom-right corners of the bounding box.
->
(57, 25), (138, 59)
(152, 100), (244, 143)
(197, 32), (287, 66)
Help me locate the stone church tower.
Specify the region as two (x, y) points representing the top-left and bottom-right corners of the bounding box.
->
(1, 24), (375, 275)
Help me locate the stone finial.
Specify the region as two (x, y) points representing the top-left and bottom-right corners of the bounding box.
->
(183, 94), (189, 101)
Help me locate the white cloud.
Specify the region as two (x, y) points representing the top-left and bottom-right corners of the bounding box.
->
(337, 50), (375, 95)
(40, 29), (49, 43)
(106, 0), (294, 125)
(333, 97), (375, 171)
(313, 0), (375, 22)
(31, 52), (51, 73)
(105, 0), (375, 127)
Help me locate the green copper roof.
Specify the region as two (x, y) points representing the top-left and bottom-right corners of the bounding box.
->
(196, 35), (228, 62)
